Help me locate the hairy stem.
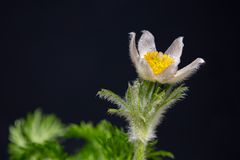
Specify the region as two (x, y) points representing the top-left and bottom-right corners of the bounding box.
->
(133, 140), (146, 160)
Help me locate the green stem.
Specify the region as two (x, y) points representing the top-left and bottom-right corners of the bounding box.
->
(133, 140), (146, 160)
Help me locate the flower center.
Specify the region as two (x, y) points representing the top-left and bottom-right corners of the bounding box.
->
(144, 51), (174, 75)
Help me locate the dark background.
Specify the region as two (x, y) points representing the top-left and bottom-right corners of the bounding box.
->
(1, 0), (239, 159)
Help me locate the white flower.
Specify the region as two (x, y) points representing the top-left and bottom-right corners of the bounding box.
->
(129, 30), (205, 84)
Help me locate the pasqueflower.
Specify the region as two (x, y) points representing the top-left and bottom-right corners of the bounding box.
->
(129, 30), (205, 83)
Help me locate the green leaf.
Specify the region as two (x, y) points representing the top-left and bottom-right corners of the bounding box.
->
(146, 141), (175, 159)
(97, 79), (187, 160)
(65, 120), (134, 160)
(8, 109), (173, 160)
(97, 89), (128, 109)
(147, 150), (175, 159)
(8, 109), (67, 160)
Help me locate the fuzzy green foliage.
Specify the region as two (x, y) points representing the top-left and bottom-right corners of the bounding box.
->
(8, 109), (67, 160)
(65, 120), (134, 160)
(98, 79), (187, 160)
(146, 141), (174, 160)
(8, 109), (174, 160)
(98, 79), (188, 143)
(65, 120), (174, 160)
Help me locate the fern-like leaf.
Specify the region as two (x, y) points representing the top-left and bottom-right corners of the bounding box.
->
(65, 120), (134, 160)
(97, 89), (128, 109)
(98, 79), (188, 144)
(8, 109), (66, 160)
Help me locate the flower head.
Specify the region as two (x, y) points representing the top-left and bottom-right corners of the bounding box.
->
(129, 30), (205, 84)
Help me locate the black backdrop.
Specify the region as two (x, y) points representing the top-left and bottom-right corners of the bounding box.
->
(1, 0), (239, 160)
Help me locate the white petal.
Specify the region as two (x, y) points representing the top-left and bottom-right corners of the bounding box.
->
(166, 58), (205, 84)
(165, 37), (184, 65)
(138, 30), (156, 58)
(129, 32), (155, 81)
(136, 61), (155, 81)
(155, 64), (178, 83)
(129, 32), (140, 65)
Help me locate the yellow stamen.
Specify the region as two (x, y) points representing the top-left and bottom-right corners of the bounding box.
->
(144, 51), (174, 75)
